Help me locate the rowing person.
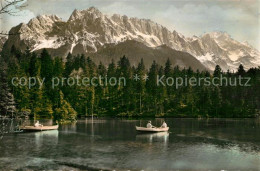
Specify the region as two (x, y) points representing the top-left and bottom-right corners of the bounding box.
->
(34, 121), (43, 127)
(146, 121), (155, 128)
(161, 121), (167, 128)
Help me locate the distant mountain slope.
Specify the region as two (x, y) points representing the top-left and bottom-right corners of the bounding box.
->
(3, 7), (260, 71)
(87, 40), (207, 71)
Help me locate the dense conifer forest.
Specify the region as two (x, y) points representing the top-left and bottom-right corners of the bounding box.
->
(0, 47), (260, 122)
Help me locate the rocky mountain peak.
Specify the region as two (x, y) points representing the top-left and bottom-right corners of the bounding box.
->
(27, 14), (62, 34)
(68, 7), (103, 22)
(68, 9), (80, 21)
(87, 6), (102, 13)
(29, 14), (61, 25)
(207, 31), (230, 39)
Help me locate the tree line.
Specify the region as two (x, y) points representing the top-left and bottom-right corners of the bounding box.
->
(0, 46), (260, 122)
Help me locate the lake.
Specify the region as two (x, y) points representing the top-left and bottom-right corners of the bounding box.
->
(0, 118), (260, 170)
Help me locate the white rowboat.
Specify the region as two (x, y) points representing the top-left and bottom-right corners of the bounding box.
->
(136, 126), (169, 132)
(20, 125), (59, 131)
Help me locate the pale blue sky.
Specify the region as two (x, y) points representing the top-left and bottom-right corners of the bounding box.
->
(1, 0), (259, 50)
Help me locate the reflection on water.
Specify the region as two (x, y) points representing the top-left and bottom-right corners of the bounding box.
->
(35, 130), (59, 147)
(136, 132), (169, 144)
(0, 118), (260, 170)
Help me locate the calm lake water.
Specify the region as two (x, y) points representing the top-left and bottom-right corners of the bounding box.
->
(0, 118), (260, 170)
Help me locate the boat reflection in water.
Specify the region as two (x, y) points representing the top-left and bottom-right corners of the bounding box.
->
(35, 130), (59, 148)
(136, 132), (169, 144)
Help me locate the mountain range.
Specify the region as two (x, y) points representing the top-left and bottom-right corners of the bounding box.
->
(2, 7), (260, 71)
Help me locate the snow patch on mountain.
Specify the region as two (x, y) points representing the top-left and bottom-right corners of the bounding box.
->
(32, 36), (63, 51)
(198, 53), (214, 62)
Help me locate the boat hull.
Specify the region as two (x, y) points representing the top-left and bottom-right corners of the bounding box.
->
(20, 125), (59, 131)
(136, 126), (169, 132)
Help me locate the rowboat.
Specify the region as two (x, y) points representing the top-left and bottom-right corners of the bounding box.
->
(136, 126), (169, 132)
(19, 125), (59, 131)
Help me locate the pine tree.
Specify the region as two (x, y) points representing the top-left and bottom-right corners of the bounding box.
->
(108, 59), (116, 77)
(146, 60), (159, 115)
(87, 57), (97, 77)
(64, 52), (74, 77)
(117, 56), (132, 113)
(186, 86), (196, 116)
(6, 58), (30, 115)
(0, 61), (16, 116)
(34, 88), (53, 119)
(164, 58), (172, 77)
(52, 57), (64, 107)
(98, 62), (107, 75)
(53, 57), (64, 77)
(212, 86), (222, 117)
(40, 49), (53, 82)
(157, 66), (166, 115)
(237, 64), (245, 75)
(107, 60), (117, 112)
(213, 65), (222, 77)
(29, 52), (40, 77)
(136, 59), (146, 114)
(117, 55), (131, 78)
(0, 60), (16, 138)
(187, 67), (193, 77)
(96, 62), (107, 115)
(164, 58), (173, 98)
(79, 54), (87, 70)
(54, 91), (77, 122)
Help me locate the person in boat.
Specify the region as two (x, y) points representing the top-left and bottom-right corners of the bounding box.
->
(34, 121), (43, 127)
(161, 121), (167, 128)
(146, 121), (155, 128)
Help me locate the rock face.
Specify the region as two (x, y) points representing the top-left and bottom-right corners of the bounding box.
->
(3, 7), (260, 71)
